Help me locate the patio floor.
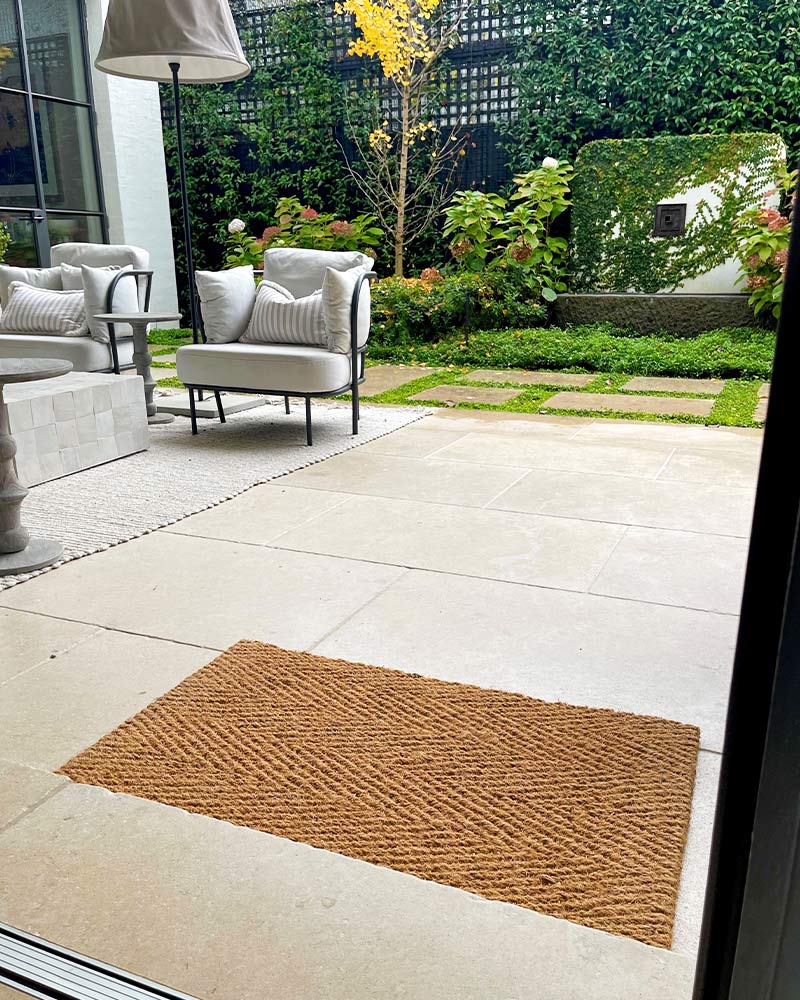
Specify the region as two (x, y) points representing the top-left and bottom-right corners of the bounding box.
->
(0, 407), (760, 1000)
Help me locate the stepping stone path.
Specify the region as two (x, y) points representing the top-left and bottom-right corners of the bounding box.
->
(543, 391), (715, 417)
(410, 384), (523, 405)
(754, 383), (770, 423)
(466, 369), (595, 388)
(622, 376), (725, 395)
(361, 364), (442, 396)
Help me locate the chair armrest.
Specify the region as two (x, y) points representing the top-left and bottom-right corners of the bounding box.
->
(350, 270), (376, 356)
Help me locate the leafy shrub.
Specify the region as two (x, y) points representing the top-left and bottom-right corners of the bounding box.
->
(224, 197), (383, 269)
(370, 269), (546, 348)
(0, 222), (9, 264)
(442, 159), (572, 301)
(735, 168), (795, 319)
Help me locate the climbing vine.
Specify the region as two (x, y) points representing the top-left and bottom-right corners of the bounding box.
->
(570, 133), (786, 292)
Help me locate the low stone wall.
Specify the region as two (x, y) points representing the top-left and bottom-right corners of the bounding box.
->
(554, 293), (757, 335)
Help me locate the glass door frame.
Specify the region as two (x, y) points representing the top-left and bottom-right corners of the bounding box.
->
(0, 0), (108, 266)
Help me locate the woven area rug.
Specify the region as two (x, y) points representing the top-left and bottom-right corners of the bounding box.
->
(60, 640), (700, 949)
(1, 401), (425, 591)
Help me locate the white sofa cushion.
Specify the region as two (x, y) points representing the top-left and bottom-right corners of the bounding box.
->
(322, 266), (371, 353)
(176, 342), (353, 395)
(263, 248), (373, 299)
(0, 265), (62, 309)
(0, 282), (87, 337)
(81, 264), (139, 342)
(59, 263), (86, 290)
(51, 243), (150, 310)
(0, 333), (133, 371)
(241, 280), (326, 347)
(196, 265), (255, 344)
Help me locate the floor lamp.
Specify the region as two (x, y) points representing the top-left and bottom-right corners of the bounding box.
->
(94, 0), (250, 343)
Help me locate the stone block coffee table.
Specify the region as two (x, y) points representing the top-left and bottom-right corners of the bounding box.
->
(0, 358), (72, 575)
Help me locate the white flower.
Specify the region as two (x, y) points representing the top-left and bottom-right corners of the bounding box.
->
(542, 157), (559, 168)
(227, 218), (245, 234)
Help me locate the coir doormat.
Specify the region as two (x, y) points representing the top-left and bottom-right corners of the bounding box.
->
(60, 640), (700, 948)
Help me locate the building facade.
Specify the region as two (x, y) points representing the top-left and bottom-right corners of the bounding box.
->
(0, 0), (177, 313)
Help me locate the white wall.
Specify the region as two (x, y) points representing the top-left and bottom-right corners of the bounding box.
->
(84, 0), (179, 320)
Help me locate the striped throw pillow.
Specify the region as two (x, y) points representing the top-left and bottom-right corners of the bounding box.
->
(0, 281), (87, 338)
(241, 280), (326, 347)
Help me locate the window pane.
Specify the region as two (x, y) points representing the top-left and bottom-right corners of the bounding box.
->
(0, 91), (37, 206)
(35, 98), (99, 211)
(47, 211), (102, 247)
(0, 210), (37, 265)
(20, 0), (87, 101)
(0, 0), (23, 89)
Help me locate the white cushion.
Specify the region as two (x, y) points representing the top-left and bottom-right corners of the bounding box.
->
(80, 264), (139, 343)
(176, 342), (354, 395)
(0, 265), (62, 309)
(241, 280), (326, 347)
(0, 282), (87, 337)
(0, 332), (133, 371)
(51, 242), (149, 271)
(59, 263), (85, 290)
(263, 248), (373, 299)
(322, 266), (371, 353)
(196, 265), (256, 344)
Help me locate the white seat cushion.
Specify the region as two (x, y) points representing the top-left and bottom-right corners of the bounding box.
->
(176, 342), (353, 395)
(0, 332), (133, 371)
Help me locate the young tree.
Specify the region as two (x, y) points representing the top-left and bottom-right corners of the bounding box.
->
(336, 0), (467, 275)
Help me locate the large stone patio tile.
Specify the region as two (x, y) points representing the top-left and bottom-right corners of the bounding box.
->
(279, 451), (528, 506)
(489, 468), (755, 537)
(544, 391), (715, 417)
(591, 526), (748, 614)
(354, 423), (472, 459)
(659, 447), (761, 488)
(0, 760), (66, 829)
(433, 431), (675, 477)
(466, 369), (595, 387)
(0, 608), (99, 686)
(423, 409), (587, 432)
(165, 485), (352, 546)
(573, 419), (763, 451)
(315, 570), (735, 751)
(0, 783), (695, 1000)
(360, 363), (441, 395)
(623, 376), (725, 395)
(410, 384), (523, 405)
(0, 629), (215, 770)
(0, 532), (404, 652)
(273, 495), (626, 591)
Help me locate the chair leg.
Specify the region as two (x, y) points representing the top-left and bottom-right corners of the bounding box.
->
(189, 388), (198, 435)
(285, 396), (290, 415)
(352, 382), (359, 436)
(305, 397), (312, 446)
(214, 391), (226, 424)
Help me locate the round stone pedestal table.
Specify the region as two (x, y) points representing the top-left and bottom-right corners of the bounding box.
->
(94, 312), (182, 424)
(0, 358), (73, 576)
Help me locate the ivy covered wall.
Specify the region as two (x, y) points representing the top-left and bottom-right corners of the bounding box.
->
(570, 133), (785, 292)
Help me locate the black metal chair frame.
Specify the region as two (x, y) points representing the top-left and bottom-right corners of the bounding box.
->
(182, 271), (375, 446)
(102, 269), (154, 374)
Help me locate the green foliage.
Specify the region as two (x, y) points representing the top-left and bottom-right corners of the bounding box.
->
(571, 133), (785, 292)
(370, 270), (546, 348)
(443, 160), (573, 300)
(224, 196), (382, 269)
(734, 168), (794, 318)
(0, 222), (9, 264)
(369, 323), (776, 379)
(502, 0), (800, 173)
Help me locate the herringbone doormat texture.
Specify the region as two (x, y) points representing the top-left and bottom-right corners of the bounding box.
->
(60, 640), (700, 948)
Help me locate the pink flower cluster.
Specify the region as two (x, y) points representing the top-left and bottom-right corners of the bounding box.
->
(329, 220), (354, 238)
(300, 207), (319, 220)
(747, 274), (768, 289)
(756, 207), (789, 231)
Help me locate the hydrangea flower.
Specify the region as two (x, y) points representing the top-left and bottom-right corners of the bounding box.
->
(227, 218), (245, 234)
(300, 208), (319, 220)
(330, 220), (355, 237)
(542, 156), (559, 168)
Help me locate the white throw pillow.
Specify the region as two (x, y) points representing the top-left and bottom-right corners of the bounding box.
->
(196, 265), (256, 344)
(80, 263), (139, 343)
(0, 282), (87, 337)
(241, 280), (326, 347)
(59, 262), (86, 290)
(0, 265), (62, 309)
(263, 248), (374, 299)
(322, 266), (371, 353)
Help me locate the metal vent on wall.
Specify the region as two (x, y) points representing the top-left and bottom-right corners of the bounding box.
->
(653, 203), (687, 237)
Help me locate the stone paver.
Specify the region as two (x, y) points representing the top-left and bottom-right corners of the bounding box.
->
(623, 376), (725, 395)
(361, 364), (442, 396)
(410, 384), (522, 405)
(754, 384), (770, 423)
(758, 383), (771, 399)
(466, 369), (595, 388)
(544, 391), (715, 417)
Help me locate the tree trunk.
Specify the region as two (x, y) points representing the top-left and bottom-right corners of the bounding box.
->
(394, 86), (410, 277)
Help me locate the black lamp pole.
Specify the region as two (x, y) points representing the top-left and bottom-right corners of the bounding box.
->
(170, 61), (199, 344)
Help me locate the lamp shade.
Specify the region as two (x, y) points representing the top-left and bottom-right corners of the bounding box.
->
(95, 0), (250, 84)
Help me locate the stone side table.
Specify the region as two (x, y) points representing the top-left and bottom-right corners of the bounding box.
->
(94, 311), (181, 424)
(0, 358), (72, 575)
